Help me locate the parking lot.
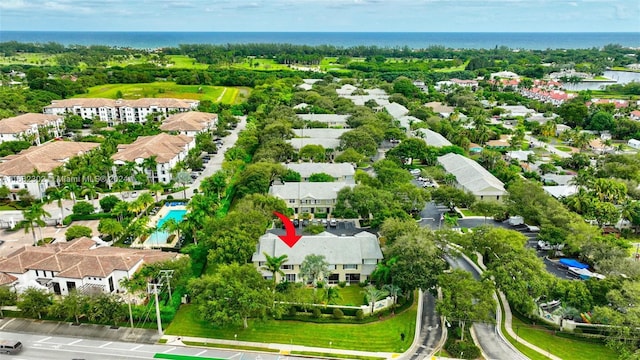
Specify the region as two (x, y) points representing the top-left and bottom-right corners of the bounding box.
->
(269, 219), (362, 237)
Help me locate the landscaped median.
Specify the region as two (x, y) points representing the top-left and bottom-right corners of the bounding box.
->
(164, 297), (417, 354)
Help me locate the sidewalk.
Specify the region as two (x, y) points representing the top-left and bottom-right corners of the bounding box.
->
(162, 334), (399, 359)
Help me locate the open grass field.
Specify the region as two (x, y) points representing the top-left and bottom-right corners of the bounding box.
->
(165, 55), (210, 69)
(0, 53), (57, 65)
(77, 82), (244, 104)
(554, 146), (573, 152)
(510, 313), (618, 360)
(433, 60), (470, 73)
(165, 301), (417, 353)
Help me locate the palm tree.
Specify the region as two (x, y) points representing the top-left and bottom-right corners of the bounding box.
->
(112, 201), (130, 222)
(261, 253), (289, 290)
(117, 161), (137, 182)
(159, 218), (181, 240)
(81, 182), (99, 206)
(128, 199), (145, 216)
(149, 183), (163, 203)
(137, 192), (154, 215)
(299, 254), (330, 289)
(20, 203), (51, 246)
(174, 171), (192, 200)
(383, 284), (402, 306)
(323, 287), (341, 305)
(142, 156), (158, 184)
(47, 187), (69, 225)
(361, 285), (389, 316)
(27, 168), (48, 200)
(64, 183), (81, 205)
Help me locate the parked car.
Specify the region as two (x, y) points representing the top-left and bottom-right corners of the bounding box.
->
(293, 219), (300, 227)
(302, 219), (309, 227)
(329, 219), (337, 227)
(130, 191), (138, 198)
(321, 219), (328, 227)
(409, 169), (421, 176)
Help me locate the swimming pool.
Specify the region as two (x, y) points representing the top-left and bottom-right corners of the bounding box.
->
(144, 209), (187, 246)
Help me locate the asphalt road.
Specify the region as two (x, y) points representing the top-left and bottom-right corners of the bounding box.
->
(409, 291), (443, 360)
(0, 331), (315, 360)
(444, 253), (526, 360)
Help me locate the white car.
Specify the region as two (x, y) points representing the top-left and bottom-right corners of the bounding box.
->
(409, 169), (421, 176)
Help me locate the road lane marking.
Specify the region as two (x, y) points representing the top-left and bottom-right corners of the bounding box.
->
(131, 345), (143, 351)
(0, 318), (15, 329)
(163, 347), (176, 353)
(196, 350), (207, 356)
(98, 341), (113, 348)
(38, 336), (52, 342)
(68, 339), (82, 345)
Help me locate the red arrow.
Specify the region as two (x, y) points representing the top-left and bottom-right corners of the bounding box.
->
(273, 211), (302, 248)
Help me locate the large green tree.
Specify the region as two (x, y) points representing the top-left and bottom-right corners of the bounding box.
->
(188, 263), (273, 329)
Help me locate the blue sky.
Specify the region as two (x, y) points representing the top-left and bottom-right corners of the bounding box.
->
(1, 0), (639, 32)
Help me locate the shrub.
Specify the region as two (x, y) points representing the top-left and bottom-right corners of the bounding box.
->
(62, 215), (73, 226)
(166, 195), (174, 200)
(288, 306), (297, 317)
(358, 280), (369, 287)
(355, 309), (364, 320)
(444, 339), (481, 359)
(65, 225), (92, 241)
(311, 308), (322, 319)
(332, 308), (344, 320)
(72, 201), (94, 216)
(338, 281), (347, 288)
(316, 281), (324, 289)
(99, 195), (121, 213)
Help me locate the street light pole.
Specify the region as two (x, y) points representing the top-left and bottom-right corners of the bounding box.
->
(148, 282), (163, 337)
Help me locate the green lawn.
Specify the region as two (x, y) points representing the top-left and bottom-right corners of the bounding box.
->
(0, 53), (57, 65)
(554, 146), (573, 152)
(228, 58), (291, 71)
(165, 301), (417, 353)
(334, 285), (366, 306)
(433, 60), (470, 73)
(77, 82), (241, 104)
(511, 314), (618, 360)
(154, 355), (225, 360)
(165, 55), (210, 69)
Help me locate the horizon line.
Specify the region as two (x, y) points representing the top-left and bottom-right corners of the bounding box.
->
(2, 30), (639, 34)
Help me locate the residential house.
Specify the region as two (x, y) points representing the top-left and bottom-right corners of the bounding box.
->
(556, 124), (572, 136)
(335, 84), (358, 96)
(384, 102), (409, 119)
(542, 174), (576, 186)
(269, 181), (354, 215)
(498, 105), (536, 118)
(397, 115), (422, 132)
(44, 98), (199, 125)
(415, 129), (452, 148)
(253, 231), (382, 285)
(0, 237), (179, 295)
(437, 153), (507, 201)
(424, 102), (455, 118)
(0, 113), (64, 145)
(0, 141), (100, 201)
(287, 138), (341, 152)
(629, 110), (640, 121)
(292, 128), (350, 139)
(490, 71), (520, 79)
(285, 163), (355, 183)
(543, 185), (578, 199)
(486, 135), (511, 149)
(413, 80), (428, 93)
(111, 133), (195, 184)
(297, 114), (350, 128)
(159, 111), (217, 137)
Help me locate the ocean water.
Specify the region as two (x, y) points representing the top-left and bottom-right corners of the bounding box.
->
(1, 31), (638, 50)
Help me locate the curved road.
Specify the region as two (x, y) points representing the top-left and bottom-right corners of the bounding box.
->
(408, 291), (443, 360)
(444, 253), (527, 360)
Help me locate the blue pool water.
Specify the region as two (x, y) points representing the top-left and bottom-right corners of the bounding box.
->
(144, 209), (187, 246)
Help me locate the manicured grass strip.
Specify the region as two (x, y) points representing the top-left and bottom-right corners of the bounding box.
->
(510, 315), (618, 360)
(154, 354), (225, 360)
(165, 301), (416, 353)
(290, 351), (385, 360)
(554, 146), (573, 152)
(182, 341), (279, 353)
(165, 55), (210, 69)
(497, 296), (550, 360)
(77, 82), (239, 104)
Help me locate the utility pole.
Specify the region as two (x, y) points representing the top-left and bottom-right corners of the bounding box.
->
(148, 282), (163, 337)
(147, 270), (174, 337)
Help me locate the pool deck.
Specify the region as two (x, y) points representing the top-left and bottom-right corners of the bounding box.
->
(131, 204), (187, 249)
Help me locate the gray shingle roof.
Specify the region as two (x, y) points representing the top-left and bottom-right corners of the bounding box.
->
(416, 129), (452, 147)
(298, 114), (349, 125)
(269, 182), (354, 200)
(437, 153), (506, 196)
(287, 138), (341, 150)
(253, 232), (382, 271)
(285, 163), (355, 178)
(292, 128), (349, 138)
(384, 103), (410, 119)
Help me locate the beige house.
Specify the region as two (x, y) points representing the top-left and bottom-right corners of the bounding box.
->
(111, 133), (194, 183)
(253, 231), (383, 285)
(0, 113), (64, 145)
(0, 141), (100, 200)
(269, 181), (354, 216)
(0, 237), (179, 295)
(160, 111), (217, 137)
